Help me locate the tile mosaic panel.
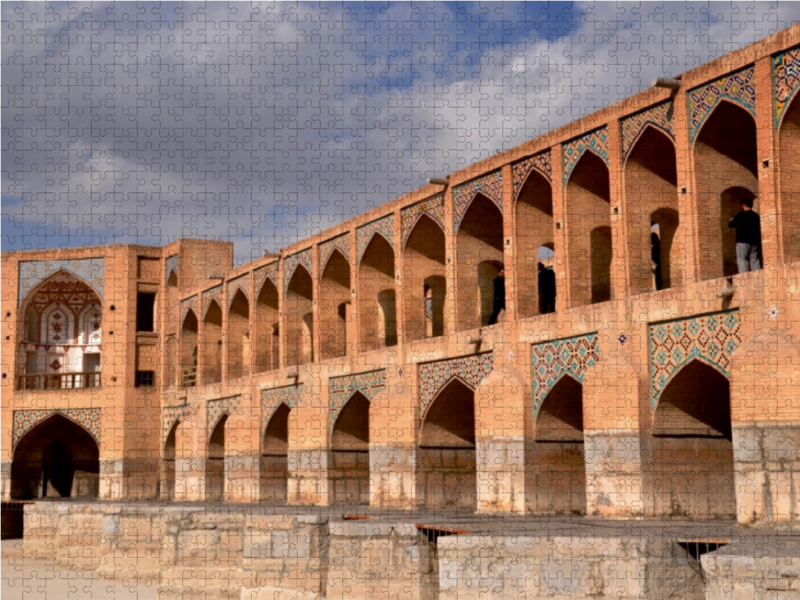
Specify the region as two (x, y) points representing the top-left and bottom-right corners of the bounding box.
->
(512, 151), (552, 199)
(562, 127), (610, 184)
(531, 334), (600, 417)
(319, 234), (352, 272)
(418, 353), (495, 421)
(163, 403), (191, 443)
(621, 102), (676, 161)
(400, 195), (446, 245)
(774, 46), (800, 126)
(19, 258), (105, 305)
(13, 408), (102, 447)
(227, 275), (250, 305)
(201, 285), (223, 318)
(328, 369), (386, 432)
(649, 310), (741, 410)
(207, 395), (242, 434)
(165, 255), (179, 285)
(356, 215), (396, 263)
(452, 171), (503, 232)
(180, 295), (199, 323)
(688, 66), (756, 143)
(254, 262), (279, 296)
(284, 249), (313, 291)
(261, 384), (303, 437)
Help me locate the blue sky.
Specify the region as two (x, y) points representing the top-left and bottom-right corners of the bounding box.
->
(3, 2), (799, 265)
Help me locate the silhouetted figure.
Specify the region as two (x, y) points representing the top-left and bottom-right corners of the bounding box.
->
(728, 198), (762, 273)
(651, 232), (663, 291)
(538, 263), (556, 314)
(487, 267), (505, 325)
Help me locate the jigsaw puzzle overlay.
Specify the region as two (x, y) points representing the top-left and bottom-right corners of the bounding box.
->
(3, 3), (800, 600)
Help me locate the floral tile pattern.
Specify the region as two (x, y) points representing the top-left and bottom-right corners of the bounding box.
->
(649, 310), (741, 410)
(452, 171), (503, 232)
(531, 334), (600, 417)
(688, 66), (756, 143)
(562, 127), (609, 184)
(328, 369), (386, 432)
(621, 102), (676, 161)
(400, 195), (446, 245)
(319, 234), (352, 272)
(19, 258), (105, 305)
(254, 261), (279, 296)
(512, 151), (552, 199)
(13, 408), (102, 447)
(261, 384), (302, 437)
(227, 274), (250, 305)
(774, 47), (800, 126)
(418, 353), (495, 421)
(201, 285), (223, 318)
(284, 249), (313, 291)
(162, 403), (191, 443)
(356, 215), (396, 263)
(207, 395), (242, 434)
(180, 295), (199, 323)
(165, 255), (179, 285)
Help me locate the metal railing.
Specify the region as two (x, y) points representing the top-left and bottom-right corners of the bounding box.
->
(182, 367), (197, 388)
(17, 372), (101, 391)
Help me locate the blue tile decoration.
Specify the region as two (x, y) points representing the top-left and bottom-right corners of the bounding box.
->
(207, 395), (242, 434)
(453, 171), (503, 233)
(13, 408), (101, 447)
(401, 195), (446, 246)
(621, 102), (676, 161)
(688, 66), (756, 143)
(774, 46), (800, 126)
(254, 261), (279, 297)
(19, 258), (104, 305)
(319, 234), (352, 273)
(227, 274), (250, 306)
(284, 249), (313, 292)
(328, 369), (386, 432)
(356, 215), (396, 263)
(648, 310), (741, 410)
(531, 334), (600, 418)
(165, 255), (179, 285)
(201, 285), (223, 319)
(181, 295), (199, 323)
(261, 384), (302, 437)
(162, 403), (191, 444)
(562, 127), (610, 184)
(512, 152), (552, 199)
(418, 353), (495, 422)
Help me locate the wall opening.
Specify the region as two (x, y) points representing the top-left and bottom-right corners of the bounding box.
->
(254, 279), (280, 373)
(205, 415), (227, 501)
(721, 187), (760, 277)
(515, 169), (554, 319)
(418, 380), (477, 510)
(457, 195), (504, 330)
(227, 290), (250, 379)
(693, 101), (759, 280)
(780, 93), (800, 264)
(330, 392), (371, 505)
(181, 310), (198, 387)
(403, 214), (447, 341)
(526, 375), (586, 515)
(10, 414), (99, 500)
(136, 292), (156, 332)
(286, 266), (314, 366)
(165, 335), (177, 388)
(625, 126), (681, 293)
(320, 250), (351, 360)
(359, 235), (397, 352)
(203, 301), (223, 385)
(566, 152), (612, 306)
(261, 404), (290, 503)
(161, 420), (179, 501)
(645, 359), (735, 519)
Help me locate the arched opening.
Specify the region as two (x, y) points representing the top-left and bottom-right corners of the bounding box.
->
(624, 126), (681, 293)
(780, 93), (800, 263)
(566, 152), (612, 306)
(161, 420), (179, 501)
(254, 279), (280, 373)
(721, 187), (760, 277)
(645, 359), (734, 519)
(181, 310), (198, 387)
(525, 376), (585, 515)
(261, 404), (290, 503)
(418, 380), (476, 510)
(10, 414), (100, 500)
(206, 415), (228, 501)
(166, 271), (180, 335)
(330, 392), (371, 505)
(403, 215), (447, 341)
(694, 101), (759, 280)
(320, 251), (351, 360)
(358, 235), (397, 352)
(515, 170), (554, 318)
(227, 290), (250, 379)
(17, 271), (102, 390)
(165, 335), (177, 388)
(457, 195), (504, 330)
(286, 266), (314, 366)
(203, 301), (223, 385)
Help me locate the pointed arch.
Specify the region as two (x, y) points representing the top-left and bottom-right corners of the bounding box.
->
(456, 193), (505, 330)
(205, 414), (228, 501)
(254, 277), (280, 373)
(330, 391), (370, 505)
(261, 402), (290, 503)
(515, 168), (554, 319)
(320, 249), (351, 360)
(359, 234), (397, 351)
(20, 267), (103, 308)
(161, 418), (180, 500)
(403, 213), (447, 341)
(286, 264), (314, 366)
(202, 300), (223, 385)
(693, 99), (759, 281)
(778, 89), (800, 263)
(181, 309), (199, 387)
(227, 289), (250, 379)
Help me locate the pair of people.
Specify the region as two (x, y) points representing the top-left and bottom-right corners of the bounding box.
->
(487, 263), (555, 326)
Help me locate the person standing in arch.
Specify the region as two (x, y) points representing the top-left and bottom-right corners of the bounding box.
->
(650, 225), (663, 291)
(487, 266), (506, 325)
(538, 262), (556, 314)
(728, 198), (762, 273)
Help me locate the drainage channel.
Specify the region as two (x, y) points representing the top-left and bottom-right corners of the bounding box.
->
(676, 537), (730, 581)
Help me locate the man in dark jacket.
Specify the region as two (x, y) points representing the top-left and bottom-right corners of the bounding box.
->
(487, 267), (506, 325)
(728, 198), (762, 273)
(538, 263), (556, 314)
